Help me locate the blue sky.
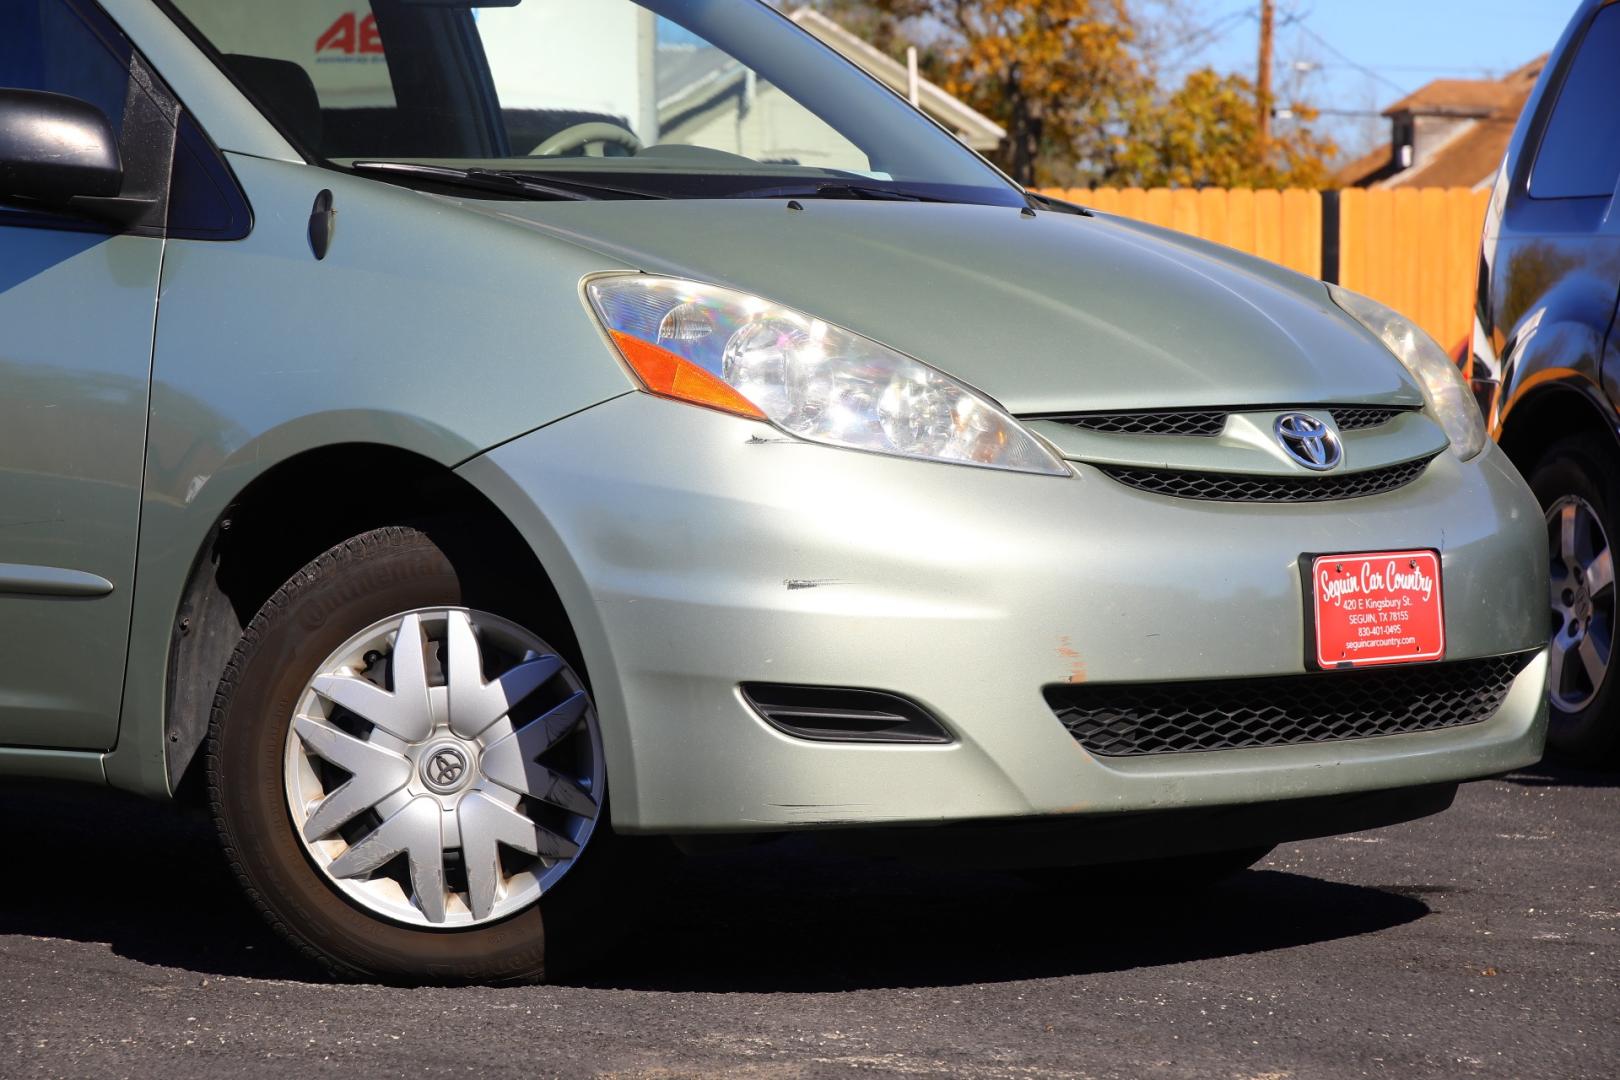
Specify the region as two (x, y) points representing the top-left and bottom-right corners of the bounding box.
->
(1175, 1), (1576, 156)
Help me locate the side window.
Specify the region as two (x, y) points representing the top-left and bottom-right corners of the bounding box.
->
(0, 0), (249, 238)
(169, 1), (395, 109)
(1531, 4), (1620, 200)
(0, 1), (133, 133)
(476, 4), (870, 173)
(0, 0), (168, 230)
(167, 0), (398, 155)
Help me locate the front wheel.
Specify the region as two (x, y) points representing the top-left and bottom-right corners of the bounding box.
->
(208, 527), (607, 982)
(1529, 435), (1620, 767)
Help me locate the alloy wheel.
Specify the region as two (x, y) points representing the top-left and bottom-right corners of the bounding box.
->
(283, 607), (603, 928)
(1546, 495), (1615, 712)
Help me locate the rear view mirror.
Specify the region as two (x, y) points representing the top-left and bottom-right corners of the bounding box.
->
(0, 88), (124, 213)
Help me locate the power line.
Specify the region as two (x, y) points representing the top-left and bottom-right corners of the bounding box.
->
(1163, 2), (1437, 103)
(1291, 21), (1412, 97)
(1274, 106), (1387, 119)
(1157, 8), (1254, 68)
(1310, 62), (1500, 76)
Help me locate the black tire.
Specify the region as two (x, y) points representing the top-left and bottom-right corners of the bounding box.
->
(1528, 434), (1620, 767)
(1021, 845), (1273, 896)
(207, 526), (616, 983)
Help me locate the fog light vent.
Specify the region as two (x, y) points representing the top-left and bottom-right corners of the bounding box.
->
(741, 684), (953, 744)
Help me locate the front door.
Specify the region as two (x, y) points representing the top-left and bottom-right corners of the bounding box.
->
(0, 0), (168, 749)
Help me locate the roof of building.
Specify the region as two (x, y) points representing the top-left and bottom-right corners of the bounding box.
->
(1337, 55), (1548, 190)
(656, 45), (742, 108)
(1336, 142), (1397, 188)
(785, 8), (1005, 151)
(650, 10), (1004, 152)
(1381, 79), (1519, 118)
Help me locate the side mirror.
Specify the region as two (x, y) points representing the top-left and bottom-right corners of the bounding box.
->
(0, 88), (124, 213)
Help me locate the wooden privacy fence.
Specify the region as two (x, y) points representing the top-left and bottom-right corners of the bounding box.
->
(1336, 188), (1491, 354)
(1042, 187), (1491, 351)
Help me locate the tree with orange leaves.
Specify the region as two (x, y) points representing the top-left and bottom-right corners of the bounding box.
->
(811, 0), (1335, 190)
(1123, 68), (1338, 188)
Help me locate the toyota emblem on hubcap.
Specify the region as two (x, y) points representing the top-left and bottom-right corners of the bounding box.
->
(1274, 412), (1342, 471)
(422, 745), (470, 793)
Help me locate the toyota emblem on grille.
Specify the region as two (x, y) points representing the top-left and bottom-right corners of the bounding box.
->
(1274, 412), (1342, 471)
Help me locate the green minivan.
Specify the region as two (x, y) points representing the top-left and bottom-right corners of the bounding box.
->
(1, 0), (1549, 982)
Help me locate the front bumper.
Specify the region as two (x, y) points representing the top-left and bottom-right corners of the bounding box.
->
(459, 393), (1548, 834)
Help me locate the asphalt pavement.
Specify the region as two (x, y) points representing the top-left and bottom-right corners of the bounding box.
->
(0, 761), (1614, 1079)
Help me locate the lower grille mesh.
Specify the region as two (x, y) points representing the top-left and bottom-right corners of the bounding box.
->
(1099, 456), (1433, 502)
(1047, 653), (1535, 757)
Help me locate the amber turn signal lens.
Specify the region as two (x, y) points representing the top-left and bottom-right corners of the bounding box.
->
(608, 331), (766, 420)
(587, 276), (1068, 475)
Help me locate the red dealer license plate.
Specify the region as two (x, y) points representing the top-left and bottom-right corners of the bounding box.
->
(1310, 550), (1445, 668)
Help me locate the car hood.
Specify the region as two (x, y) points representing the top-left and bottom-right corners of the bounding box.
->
(476, 198), (1423, 415)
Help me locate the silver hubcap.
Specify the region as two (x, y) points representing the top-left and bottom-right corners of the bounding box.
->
(283, 608), (603, 928)
(1547, 496), (1615, 712)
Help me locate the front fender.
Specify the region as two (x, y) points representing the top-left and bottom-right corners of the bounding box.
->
(104, 156), (636, 796)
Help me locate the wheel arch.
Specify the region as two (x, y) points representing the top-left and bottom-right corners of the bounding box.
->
(1497, 377), (1620, 476)
(160, 442), (581, 802)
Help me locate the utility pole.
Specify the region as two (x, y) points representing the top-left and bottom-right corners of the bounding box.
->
(1257, 0), (1275, 152)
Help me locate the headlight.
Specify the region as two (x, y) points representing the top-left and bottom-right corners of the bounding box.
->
(585, 275), (1068, 476)
(1327, 284), (1486, 460)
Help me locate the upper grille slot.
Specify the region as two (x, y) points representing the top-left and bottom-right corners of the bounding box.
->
(1332, 405), (1408, 430)
(1047, 652), (1534, 758)
(1043, 405), (1410, 437)
(1056, 410), (1228, 437)
(1099, 455), (1433, 503)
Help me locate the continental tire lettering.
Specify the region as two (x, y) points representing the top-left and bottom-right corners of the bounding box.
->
(294, 553), (447, 631)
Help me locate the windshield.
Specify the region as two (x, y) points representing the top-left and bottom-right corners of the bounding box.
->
(162, 0), (1022, 205)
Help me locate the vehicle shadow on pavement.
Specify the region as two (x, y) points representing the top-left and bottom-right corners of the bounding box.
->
(1499, 759), (1620, 789)
(560, 841), (1430, 993)
(0, 782), (322, 982)
(0, 781), (1443, 990)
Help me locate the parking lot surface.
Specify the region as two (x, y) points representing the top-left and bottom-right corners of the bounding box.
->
(0, 762), (1614, 1079)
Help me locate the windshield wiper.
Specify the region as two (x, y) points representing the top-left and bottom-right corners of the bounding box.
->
(1023, 190), (1095, 217)
(348, 162), (666, 202)
(351, 161), (591, 201)
(725, 181), (951, 203)
(495, 169), (670, 200)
